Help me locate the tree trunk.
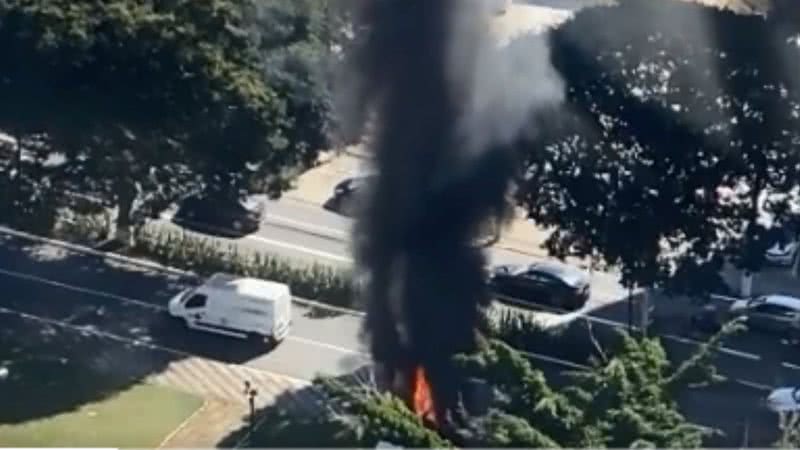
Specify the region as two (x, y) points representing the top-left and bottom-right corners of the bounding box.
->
(113, 179), (137, 246)
(740, 270), (753, 298)
(739, 181), (764, 296)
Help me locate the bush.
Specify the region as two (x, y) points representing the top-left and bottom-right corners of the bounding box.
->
(131, 227), (357, 309)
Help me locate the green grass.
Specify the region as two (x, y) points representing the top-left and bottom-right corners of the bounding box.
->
(0, 383), (203, 447)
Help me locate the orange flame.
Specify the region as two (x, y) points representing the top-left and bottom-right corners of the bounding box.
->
(411, 366), (437, 425)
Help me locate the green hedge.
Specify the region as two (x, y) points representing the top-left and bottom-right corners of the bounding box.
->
(132, 227), (357, 309)
(130, 228), (557, 346)
(37, 214), (558, 348)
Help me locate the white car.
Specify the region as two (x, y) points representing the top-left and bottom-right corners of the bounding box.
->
(729, 294), (800, 336)
(766, 240), (799, 266)
(767, 386), (800, 413)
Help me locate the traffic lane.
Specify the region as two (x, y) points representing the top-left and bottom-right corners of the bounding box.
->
(264, 197), (351, 240)
(291, 304), (367, 354)
(248, 338), (369, 381)
(1, 229), (791, 388)
(0, 236), (367, 362)
(265, 197), (629, 307)
(0, 234), (189, 307)
(0, 279), (262, 364)
(504, 312), (793, 390)
(647, 292), (800, 371)
(0, 253), (369, 379)
(0, 280), (367, 382)
(676, 381), (778, 447)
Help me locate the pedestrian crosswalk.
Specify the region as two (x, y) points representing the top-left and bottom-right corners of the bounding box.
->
(144, 356), (327, 417)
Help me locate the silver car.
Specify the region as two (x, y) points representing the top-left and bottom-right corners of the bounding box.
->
(728, 295), (800, 336)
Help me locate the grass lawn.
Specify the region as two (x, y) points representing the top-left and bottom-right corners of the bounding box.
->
(0, 383), (203, 447)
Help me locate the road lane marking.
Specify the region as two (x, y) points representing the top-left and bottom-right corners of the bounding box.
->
(495, 292), (763, 361)
(266, 214), (349, 240)
(288, 335), (369, 357)
(735, 378), (772, 391)
(0, 263), (769, 365)
(0, 267), (168, 311)
(0, 266), (365, 356)
(660, 332), (761, 361)
(0, 249), (778, 380)
(0, 304), (312, 385)
(783, 362), (800, 370)
(244, 234), (353, 264)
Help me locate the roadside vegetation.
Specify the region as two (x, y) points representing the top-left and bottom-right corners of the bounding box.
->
(1, 0), (800, 448)
(244, 321), (744, 448)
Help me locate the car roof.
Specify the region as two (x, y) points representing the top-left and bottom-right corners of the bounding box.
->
(527, 261), (588, 286)
(757, 294), (800, 311)
(204, 273), (290, 301)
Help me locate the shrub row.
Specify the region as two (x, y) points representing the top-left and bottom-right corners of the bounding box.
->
(132, 226), (358, 309)
(23, 212), (560, 349)
(129, 227), (559, 344)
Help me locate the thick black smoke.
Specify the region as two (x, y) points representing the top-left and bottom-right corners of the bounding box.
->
(347, 0), (528, 421)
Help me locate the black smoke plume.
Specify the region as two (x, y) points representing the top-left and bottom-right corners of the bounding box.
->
(345, 0), (538, 422)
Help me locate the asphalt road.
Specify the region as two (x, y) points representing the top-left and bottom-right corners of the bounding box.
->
(0, 232), (782, 445)
(157, 197), (629, 312)
(0, 234), (369, 381)
(154, 196), (800, 388)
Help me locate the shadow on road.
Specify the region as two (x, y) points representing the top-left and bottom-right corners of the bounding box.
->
(0, 234), (278, 425)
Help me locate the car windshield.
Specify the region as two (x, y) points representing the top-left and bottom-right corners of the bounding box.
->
(531, 262), (584, 286)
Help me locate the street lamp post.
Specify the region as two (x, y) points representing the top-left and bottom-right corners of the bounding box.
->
(243, 380), (258, 432)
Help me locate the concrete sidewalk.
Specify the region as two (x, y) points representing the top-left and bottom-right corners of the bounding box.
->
(149, 356), (324, 447)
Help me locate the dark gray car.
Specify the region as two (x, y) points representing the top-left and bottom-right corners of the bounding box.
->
(488, 261), (591, 311)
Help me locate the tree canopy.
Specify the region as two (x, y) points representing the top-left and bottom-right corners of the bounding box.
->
(0, 0), (334, 238)
(311, 329), (725, 448)
(516, 0), (800, 292)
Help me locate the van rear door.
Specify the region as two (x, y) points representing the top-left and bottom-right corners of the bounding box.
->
(272, 293), (292, 341)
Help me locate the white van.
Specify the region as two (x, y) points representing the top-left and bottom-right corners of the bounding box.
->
(168, 273), (292, 344)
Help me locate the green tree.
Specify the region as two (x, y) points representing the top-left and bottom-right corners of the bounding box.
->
(0, 0), (320, 240)
(316, 328), (727, 448)
(517, 0), (800, 295)
(315, 377), (453, 448)
(246, 0), (357, 158)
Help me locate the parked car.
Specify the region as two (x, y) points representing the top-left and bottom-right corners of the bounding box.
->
(168, 272), (292, 345)
(728, 294), (800, 336)
(174, 191), (264, 235)
(765, 226), (799, 266)
(766, 386), (800, 413)
(488, 261), (591, 311)
(325, 174), (377, 216)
